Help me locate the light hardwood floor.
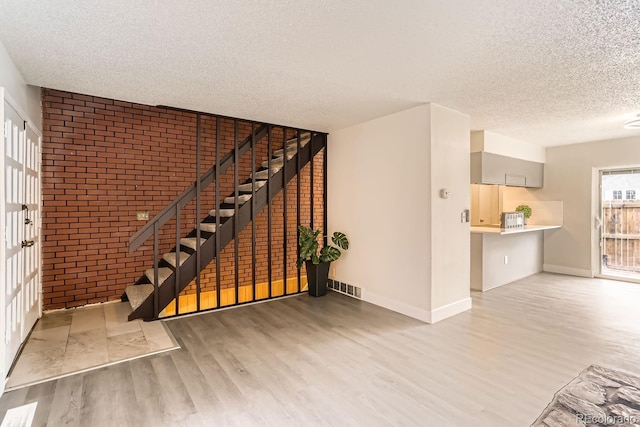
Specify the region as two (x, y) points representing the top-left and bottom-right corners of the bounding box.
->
(1, 273), (640, 426)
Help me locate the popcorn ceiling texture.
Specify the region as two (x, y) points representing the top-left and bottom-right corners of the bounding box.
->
(1, 1), (640, 146)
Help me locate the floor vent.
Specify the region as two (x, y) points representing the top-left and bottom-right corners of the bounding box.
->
(328, 280), (361, 299)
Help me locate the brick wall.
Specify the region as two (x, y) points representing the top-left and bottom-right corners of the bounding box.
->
(41, 89), (325, 309)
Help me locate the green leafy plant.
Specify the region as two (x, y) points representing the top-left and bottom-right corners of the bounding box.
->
(296, 226), (349, 268)
(515, 204), (532, 219)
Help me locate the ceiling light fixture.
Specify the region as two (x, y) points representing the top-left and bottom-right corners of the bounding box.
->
(624, 114), (640, 129)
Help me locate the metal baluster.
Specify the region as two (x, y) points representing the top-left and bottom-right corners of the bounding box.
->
(234, 119), (239, 305)
(283, 127), (288, 296)
(153, 222), (159, 318)
(296, 131), (301, 292)
(323, 134), (328, 247)
(175, 204), (180, 314)
(267, 125), (272, 299)
(215, 117), (221, 309)
(251, 122), (256, 302)
(196, 113), (201, 312)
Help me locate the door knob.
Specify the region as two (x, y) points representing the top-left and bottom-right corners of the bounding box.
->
(24, 218), (32, 225)
(21, 240), (34, 248)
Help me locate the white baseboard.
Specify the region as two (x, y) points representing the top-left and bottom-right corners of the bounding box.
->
(362, 290), (472, 324)
(430, 297), (473, 324)
(362, 290), (431, 323)
(543, 264), (593, 278)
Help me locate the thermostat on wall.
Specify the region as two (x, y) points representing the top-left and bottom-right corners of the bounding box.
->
(440, 189), (451, 199)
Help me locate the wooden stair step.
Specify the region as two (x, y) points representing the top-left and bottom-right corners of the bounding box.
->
(273, 146), (297, 157)
(252, 166), (281, 180)
(272, 134), (310, 157)
(125, 284), (154, 311)
(287, 133), (311, 145)
(144, 267), (173, 286)
(162, 251), (190, 268)
(261, 157), (286, 169)
(199, 223), (217, 233)
(223, 194), (252, 204)
(237, 181), (267, 192)
(180, 237), (206, 250)
(209, 208), (234, 217)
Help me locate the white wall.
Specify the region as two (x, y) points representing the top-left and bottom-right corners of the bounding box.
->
(541, 135), (640, 277)
(0, 40), (41, 130)
(471, 130), (545, 163)
(328, 105), (432, 320)
(429, 104), (471, 318)
(328, 103), (471, 323)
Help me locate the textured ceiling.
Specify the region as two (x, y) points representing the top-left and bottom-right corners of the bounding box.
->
(0, 0), (639, 146)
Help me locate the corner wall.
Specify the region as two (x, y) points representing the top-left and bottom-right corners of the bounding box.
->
(327, 105), (432, 320)
(327, 103), (471, 323)
(541, 135), (640, 276)
(429, 104), (471, 319)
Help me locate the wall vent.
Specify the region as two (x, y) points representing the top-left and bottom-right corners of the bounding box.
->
(328, 279), (361, 299)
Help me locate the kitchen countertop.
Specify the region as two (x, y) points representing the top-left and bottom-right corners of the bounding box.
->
(470, 225), (561, 235)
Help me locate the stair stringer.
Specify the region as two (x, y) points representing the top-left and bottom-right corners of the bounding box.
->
(128, 133), (325, 320)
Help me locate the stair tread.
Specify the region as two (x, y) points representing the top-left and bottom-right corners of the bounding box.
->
(144, 267), (173, 285)
(252, 166), (281, 180)
(287, 133), (311, 145)
(273, 146), (297, 157)
(125, 284), (154, 311)
(209, 208), (235, 217)
(223, 194), (252, 204)
(237, 181), (267, 193)
(273, 134), (311, 157)
(199, 223), (217, 233)
(273, 152), (295, 161)
(181, 237), (206, 250)
(261, 157), (286, 169)
(162, 251), (190, 268)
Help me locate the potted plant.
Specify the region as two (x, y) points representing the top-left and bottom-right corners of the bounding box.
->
(515, 204), (532, 225)
(296, 226), (349, 297)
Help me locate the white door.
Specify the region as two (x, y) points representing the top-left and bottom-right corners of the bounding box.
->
(1, 92), (41, 374)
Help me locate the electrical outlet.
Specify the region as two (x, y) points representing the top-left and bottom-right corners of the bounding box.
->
(136, 211), (149, 221)
(504, 255), (508, 265)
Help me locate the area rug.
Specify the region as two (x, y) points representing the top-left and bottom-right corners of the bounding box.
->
(533, 365), (640, 426)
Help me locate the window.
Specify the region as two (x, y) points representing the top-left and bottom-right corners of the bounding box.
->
(626, 190), (636, 200)
(613, 190), (622, 200)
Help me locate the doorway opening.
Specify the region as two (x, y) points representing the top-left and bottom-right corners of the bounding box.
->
(600, 168), (640, 281)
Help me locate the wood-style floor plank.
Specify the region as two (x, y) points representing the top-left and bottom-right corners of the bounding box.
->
(1, 273), (640, 426)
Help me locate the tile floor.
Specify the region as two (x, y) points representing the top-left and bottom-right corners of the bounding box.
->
(5, 301), (179, 391)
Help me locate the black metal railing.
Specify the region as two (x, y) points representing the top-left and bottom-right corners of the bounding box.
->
(127, 110), (327, 320)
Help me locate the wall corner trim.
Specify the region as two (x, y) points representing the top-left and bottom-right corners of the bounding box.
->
(543, 264), (594, 278)
(362, 290), (431, 323)
(429, 297), (472, 324)
(362, 290), (472, 324)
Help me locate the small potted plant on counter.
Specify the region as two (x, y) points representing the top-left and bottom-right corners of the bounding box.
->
(296, 226), (349, 297)
(515, 204), (532, 225)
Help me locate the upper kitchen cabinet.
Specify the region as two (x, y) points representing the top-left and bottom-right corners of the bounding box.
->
(471, 152), (544, 188)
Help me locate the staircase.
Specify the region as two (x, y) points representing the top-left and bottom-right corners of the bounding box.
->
(123, 120), (325, 321)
